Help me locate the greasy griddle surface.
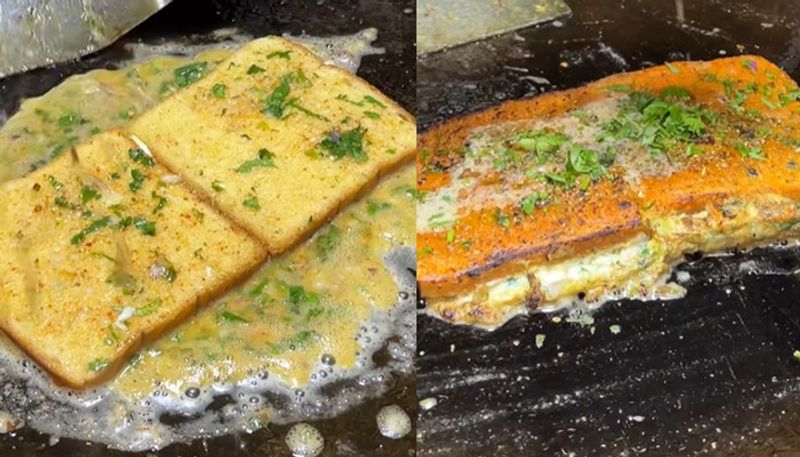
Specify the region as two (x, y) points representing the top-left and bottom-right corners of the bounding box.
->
(417, 0), (800, 455)
(0, 0), (415, 456)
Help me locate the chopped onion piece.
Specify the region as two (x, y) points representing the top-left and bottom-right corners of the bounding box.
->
(129, 134), (153, 158)
(114, 307), (135, 331)
(161, 174), (183, 185)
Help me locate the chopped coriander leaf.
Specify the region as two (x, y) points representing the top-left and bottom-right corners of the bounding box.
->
(319, 127), (368, 162)
(80, 185), (101, 204)
(218, 310), (249, 324)
(243, 196), (261, 211)
(287, 285), (320, 314)
(286, 100), (330, 121)
(151, 192), (167, 214)
(212, 83), (226, 98)
(446, 229), (456, 244)
(602, 90), (715, 155)
(367, 200), (391, 216)
(57, 112), (87, 131)
(71, 216), (112, 245)
(336, 94), (363, 106)
(47, 175), (63, 190)
(685, 143), (703, 157)
(779, 89), (800, 106)
(128, 148), (155, 167)
(88, 358), (110, 372)
(363, 95), (386, 108)
(364, 111), (381, 119)
(136, 299), (162, 317)
(118, 108), (136, 120)
(129, 169), (145, 192)
(54, 196), (77, 209)
(735, 143), (766, 160)
(606, 83), (632, 93)
(174, 62), (208, 87)
(211, 180), (225, 192)
(235, 148), (276, 172)
(514, 130), (569, 158)
(248, 279), (270, 298)
(521, 192), (548, 215)
(132, 218), (156, 236)
(50, 136), (79, 158)
(495, 210), (511, 228)
(315, 225), (342, 261)
(262, 73), (293, 118)
(660, 86), (692, 99)
(266, 50), (292, 59)
(247, 64), (266, 75)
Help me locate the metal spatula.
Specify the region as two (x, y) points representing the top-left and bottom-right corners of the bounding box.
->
(417, 0), (571, 55)
(0, 0), (172, 78)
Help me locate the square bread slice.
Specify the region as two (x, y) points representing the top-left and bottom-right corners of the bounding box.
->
(0, 130), (265, 388)
(128, 36), (416, 254)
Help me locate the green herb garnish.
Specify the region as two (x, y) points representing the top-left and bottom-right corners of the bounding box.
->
(79, 185), (101, 204)
(235, 148), (276, 173)
(243, 196), (261, 211)
(212, 83), (226, 98)
(315, 225), (342, 261)
(129, 148), (155, 167)
(367, 200), (391, 216)
(88, 358), (110, 372)
(267, 50), (292, 59)
(319, 127), (368, 162)
(495, 210), (511, 228)
(520, 192), (548, 215)
(247, 64), (266, 75)
(218, 310), (249, 324)
(129, 169), (145, 192)
(173, 62), (208, 87)
(136, 299), (162, 317)
(735, 143), (766, 161)
(71, 216), (111, 245)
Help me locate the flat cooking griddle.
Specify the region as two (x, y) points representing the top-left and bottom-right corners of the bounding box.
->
(0, 0), (415, 456)
(417, 0), (800, 455)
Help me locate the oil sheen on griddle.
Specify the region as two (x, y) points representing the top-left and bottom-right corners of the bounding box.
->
(0, 29), (415, 451)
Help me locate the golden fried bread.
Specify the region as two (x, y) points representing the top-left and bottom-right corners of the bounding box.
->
(418, 56), (800, 327)
(129, 36), (416, 253)
(0, 130), (265, 387)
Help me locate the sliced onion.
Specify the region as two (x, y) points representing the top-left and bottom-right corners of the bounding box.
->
(129, 134), (153, 158)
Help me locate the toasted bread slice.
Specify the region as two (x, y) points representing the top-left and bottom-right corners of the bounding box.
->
(0, 130), (265, 387)
(418, 55), (800, 327)
(129, 36), (416, 254)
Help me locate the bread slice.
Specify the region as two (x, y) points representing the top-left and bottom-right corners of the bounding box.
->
(128, 36), (416, 254)
(0, 130), (265, 387)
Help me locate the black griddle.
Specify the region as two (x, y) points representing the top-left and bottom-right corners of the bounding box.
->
(0, 1), (415, 456)
(417, 1), (800, 455)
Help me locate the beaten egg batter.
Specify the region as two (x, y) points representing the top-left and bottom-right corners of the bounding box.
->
(0, 32), (414, 448)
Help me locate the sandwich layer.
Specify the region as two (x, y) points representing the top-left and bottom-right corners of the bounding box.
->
(418, 55), (800, 327)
